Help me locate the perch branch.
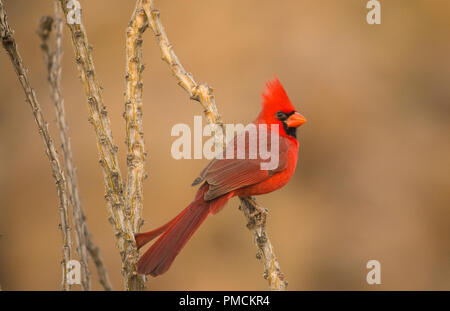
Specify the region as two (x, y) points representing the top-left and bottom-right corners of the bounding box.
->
(125, 0), (148, 234)
(38, 2), (112, 291)
(142, 0), (224, 142)
(143, 0), (287, 290)
(239, 197), (287, 290)
(0, 0), (72, 291)
(58, 0), (145, 290)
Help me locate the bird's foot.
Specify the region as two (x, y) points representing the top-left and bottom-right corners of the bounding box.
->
(246, 197), (268, 217)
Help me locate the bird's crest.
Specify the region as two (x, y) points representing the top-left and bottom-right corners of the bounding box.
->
(261, 77), (296, 116)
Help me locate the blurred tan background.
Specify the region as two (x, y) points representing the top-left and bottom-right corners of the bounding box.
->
(0, 0), (449, 290)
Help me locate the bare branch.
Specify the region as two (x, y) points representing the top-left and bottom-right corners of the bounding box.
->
(239, 197), (288, 290)
(125, 0), (148, 235)
(86, 235), (113, 291)
(142, 0), (287, 290)
(0, 0), (72, 291)
(37, 1), (113, 291)
(57, 0), (145, 290)
(142, 1), (224, 140)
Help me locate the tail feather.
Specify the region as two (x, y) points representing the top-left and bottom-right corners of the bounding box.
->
(137, 199), (210, 276)
(134, 184), (210, 250)
(136, 184), (232, 276)
(134, 207), (190, 249)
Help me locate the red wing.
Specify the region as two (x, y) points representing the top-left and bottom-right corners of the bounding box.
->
(204, 157), (269, 200)
(199, 132), (290, 201)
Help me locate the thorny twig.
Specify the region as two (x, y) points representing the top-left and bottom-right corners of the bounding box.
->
(37, 9), (93, 292)
(57, 0), (145, 290)
(142, 1), (224, 143)
(143, 0), (287, 290)
(37, 1), (112, 291)
(0, 0), (72, 291)
(125, 0), (148, 235)
(239, 197), (287, 290)
(86, 236), (112, 290)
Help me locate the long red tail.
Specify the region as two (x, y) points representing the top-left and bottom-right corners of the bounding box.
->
(136, 184), (231, 276)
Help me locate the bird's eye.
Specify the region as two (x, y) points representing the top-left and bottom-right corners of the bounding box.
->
(276, 111), (287, 120)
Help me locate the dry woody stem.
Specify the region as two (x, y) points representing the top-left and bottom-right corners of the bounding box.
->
(0, 0), (72, 291)
(142, 0), (224, 143)
(58, 0), (145, 290)
(37, 1), (112, 291)
(143, 0), (287, 290)
(125, 0), (148, 235)
(86, 237), (112, 290)
(239, 198), (287, 290)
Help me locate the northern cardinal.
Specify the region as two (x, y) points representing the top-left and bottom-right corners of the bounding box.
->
(135, 77), (306, 276)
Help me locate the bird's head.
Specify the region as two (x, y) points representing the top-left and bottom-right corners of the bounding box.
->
(257, 77), (307, 139)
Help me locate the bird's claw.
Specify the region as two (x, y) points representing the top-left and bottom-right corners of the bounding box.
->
(245, 197), (268, 217)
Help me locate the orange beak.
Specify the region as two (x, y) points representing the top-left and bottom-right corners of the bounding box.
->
(285, 112), (307, 128)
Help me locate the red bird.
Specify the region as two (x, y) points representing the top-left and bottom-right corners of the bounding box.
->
(135, 78), (306, 276)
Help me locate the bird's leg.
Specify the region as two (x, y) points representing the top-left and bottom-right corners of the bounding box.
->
(246, 197), (268, 217)
(239, 197), (268, 229)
